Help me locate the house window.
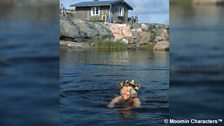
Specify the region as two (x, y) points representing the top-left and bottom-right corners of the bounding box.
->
(91, 7), (100, 16)
(118, 7), (124, 17)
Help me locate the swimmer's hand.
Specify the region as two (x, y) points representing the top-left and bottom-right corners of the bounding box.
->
(107, 103), (115, 108)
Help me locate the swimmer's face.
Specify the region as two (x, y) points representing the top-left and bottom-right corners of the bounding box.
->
(120, 86), (130, 100)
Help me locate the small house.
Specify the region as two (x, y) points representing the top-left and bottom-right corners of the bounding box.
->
(70, 0), (133, 23)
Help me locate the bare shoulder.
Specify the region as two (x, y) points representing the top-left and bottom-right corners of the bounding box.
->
(132, 97), (141, 108)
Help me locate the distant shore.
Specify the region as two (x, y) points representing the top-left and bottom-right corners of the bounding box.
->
(60, 16), (169, 51)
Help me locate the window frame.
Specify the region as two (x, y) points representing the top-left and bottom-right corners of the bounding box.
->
(118, 7), (124, 17)
(91, 7), (100, 16)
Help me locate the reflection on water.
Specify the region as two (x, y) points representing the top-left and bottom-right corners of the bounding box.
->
(0, 1), (59, 126)
(170, 3), (224, 119)
(60, 48), (169, 126)
(118, 109), (136, 118)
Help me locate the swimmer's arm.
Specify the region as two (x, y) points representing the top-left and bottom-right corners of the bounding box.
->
(107, 96), (122, 108)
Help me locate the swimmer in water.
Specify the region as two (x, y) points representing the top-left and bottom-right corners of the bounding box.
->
(107, 80), (141, 109)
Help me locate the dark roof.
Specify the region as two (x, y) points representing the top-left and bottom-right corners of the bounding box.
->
(70, 0), (133, 10)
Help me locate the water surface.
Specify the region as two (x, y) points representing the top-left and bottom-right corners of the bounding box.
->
(0, 3), (59, 126)
(170, 4), (224, 120)
(60, 48), (169, 126)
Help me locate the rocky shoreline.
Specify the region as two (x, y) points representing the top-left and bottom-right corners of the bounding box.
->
(60, 16), (169, 51)
(60, 40), (91, 48)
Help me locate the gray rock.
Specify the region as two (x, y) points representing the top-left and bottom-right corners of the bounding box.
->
(60, 16), (169, 51)
(153, 41), (169, 51)
(94, 23), (114, 38)
(140, 23), (150, 32)
(132, 31), (139, 39)
(60, 19), (82, 39)
(75, 21), (100, 38)
(60, 40), (90, 48)
(60, 17), (113, 41)
(151, 29), (159, 34)
(127, 23), (169, 46)
(139, 32), (152, 45)
(121, 39), (129, 44)
(154, 36), (164, 42)
(158, 29), (169, 41)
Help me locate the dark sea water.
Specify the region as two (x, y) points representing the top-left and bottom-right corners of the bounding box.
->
(170, 4), (224, 123)
(60, 48), (169, 126)
(0, 4), (59, 126)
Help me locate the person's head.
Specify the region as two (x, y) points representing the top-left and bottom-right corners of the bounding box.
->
(120, 85), (131, 100)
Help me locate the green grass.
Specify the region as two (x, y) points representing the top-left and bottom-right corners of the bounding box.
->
(92, 39), (156, 50)
(139, 44), (155, 50)
(92, 39), (128, 50)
